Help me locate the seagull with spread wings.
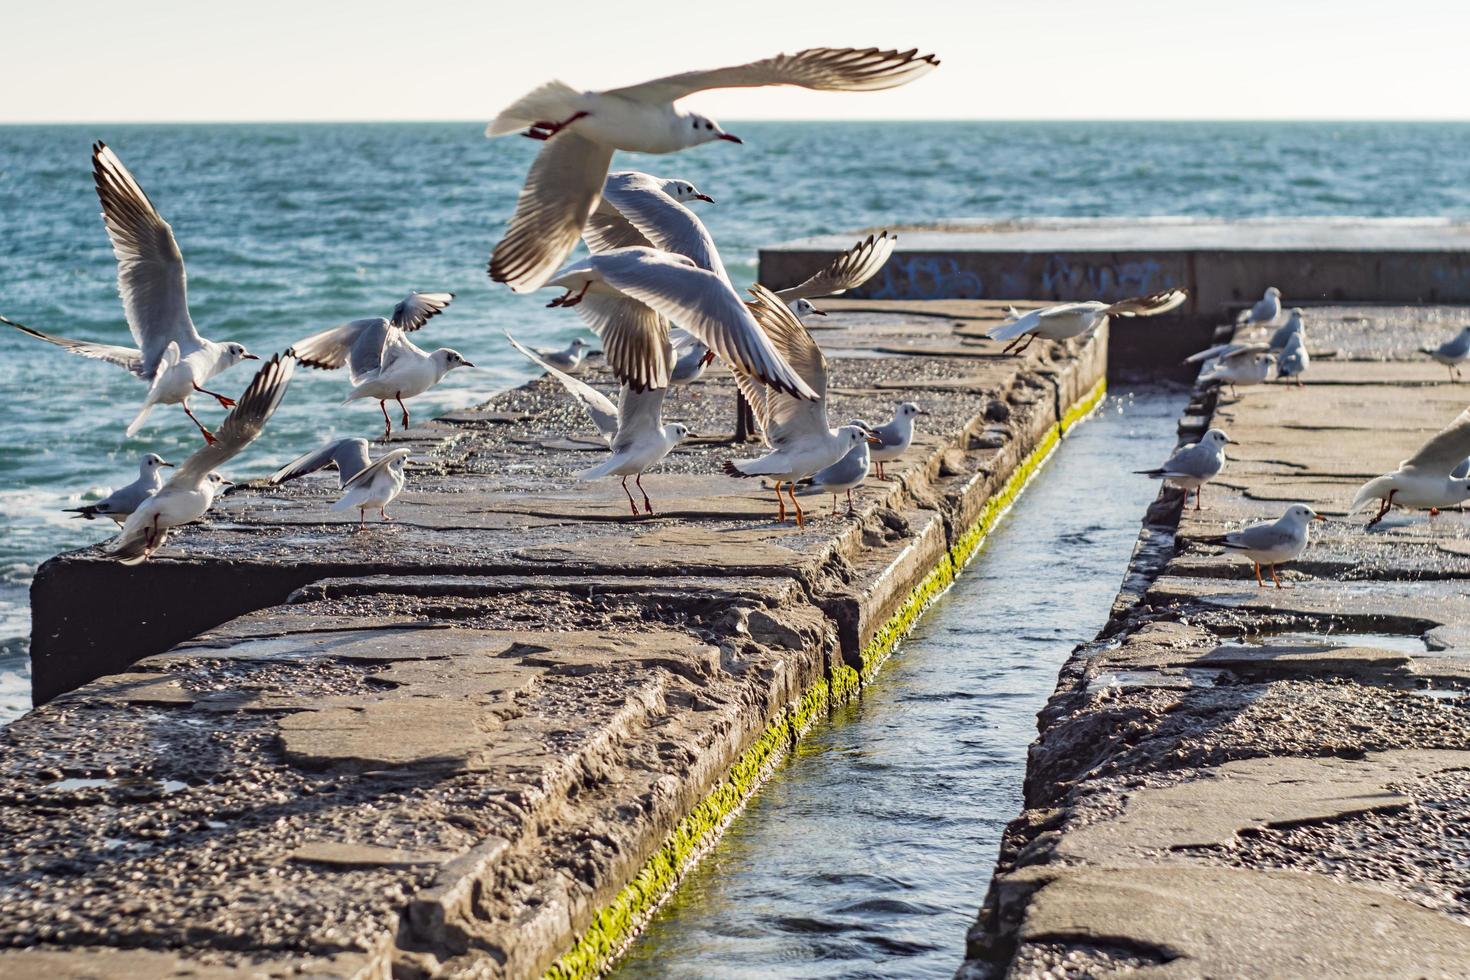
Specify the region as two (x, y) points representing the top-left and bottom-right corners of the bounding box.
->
(107, 354), (295, 564)
(774, 231), (897, 317)
(331, 449), (413, 530)
(268, 438), (373, 489)
(988, 289), (1189, 356)
(290, 291), (473, 440)
(486, 47), (938, 293)
(1350, 407), (1470, 526)
(1, 143), (260, 444)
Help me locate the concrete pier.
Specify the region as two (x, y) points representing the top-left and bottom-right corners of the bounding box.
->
(3, 299), (1106, 978)
(961, 305), (1470, 977)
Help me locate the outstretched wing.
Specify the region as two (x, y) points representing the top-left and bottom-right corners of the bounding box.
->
(1, 314), (145, 377)
(607, 47), (940, 104)
(489, 133), (615, 294)
(1402, 407), (1470, 473)
(774, 232), (895, 302)
(506, 331), (618, 441)
(391, 292), (454, 331)
(593, 172), (725, 278)
(170, 353), (296, 486)
(341, 448), (411, 492)
(735, 284), (829, 448)
(92, 142), (205, 375)
(269, 438), (372, 488)
(1104, 288), (1188, 317)
(611, 384), (670, 454)
(290, 317), (392, 385)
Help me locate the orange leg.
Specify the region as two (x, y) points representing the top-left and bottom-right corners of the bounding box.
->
(847, 488), (856, 517)
(396, 391), (410, 430)
(773, 481), (787, 522)
(193, 381), (235, 408)
(1269, 564), (1286, 589)
(1195, 485), (1203, 510)
(181, 401), (218, 446)
(635, 474), (653, 514)
(786, 482), (805, 527)
(620, 476), (639, 516)
(1253, 562), (1264, 588)
(380, 507), (393, 521)
(832, 493), (839, 517)
(378, 400), (393, 441)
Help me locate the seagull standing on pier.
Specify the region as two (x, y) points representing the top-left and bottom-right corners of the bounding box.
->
(1136, 428), (1234, 510)
(531, 337), (593, 374)
(1, 143), (261, 444)
(1205, 504), (1324, 589)
(1424, 326), (1470, 381)
(1238, 286), (1283, 330)
(486, 47), (939, 293)
(1190, 344), (1276, 396)
(799, 436), (872, 517)
(65, 453), (172, 523)
(290, 292), (473, 440)
(1276, 331), (1310, 386)
(852, 402), (926, 479)
(332, 449), (412, 529)
(107, 354), (296, 565)
(1350, 406), (1470, 526)
(1268, 308), (1305, 351)
(987, 289), (1188, 355)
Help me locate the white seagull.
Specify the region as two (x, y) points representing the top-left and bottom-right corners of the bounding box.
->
(268, 438), (373, 488)
(508, 332), (690, 515)
(724, 288), (876, 526)
(583, 173), (713, 254)
(486, 47), (938, 292)
(1192, 345), (1276, 397)
(1136, 428), (1234, 510)
(1276, 331), (1310, 386)
(669, 329), (716, 387)
(107, 354), (295, 565)
(65, 453), (173, 523)
(331, 448), (412, 530)
(851, 401), (926, 479)
(774, 231), (898, 316)
(987, 289), (1188, 355)
(1, 143), (261, 444)
(1238, 286), (1283, 330)
(1268, 308), (1305, 351)
(290, 292), (472, 439)
(1423, 326), (1470, 381)
(1350, 406), (1470, 527)
(799, 437), (872, 517)
(1204, 504), (1324, 589)
(533, 337), (594, 374)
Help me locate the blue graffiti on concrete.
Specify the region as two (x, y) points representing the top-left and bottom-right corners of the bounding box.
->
(861, 256), (985, 299)
(851, 252), (1180, 301)
(1039, 256), (1171, 299)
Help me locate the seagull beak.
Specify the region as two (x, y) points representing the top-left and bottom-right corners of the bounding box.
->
(867, 436), (883, 445)
(718, 133), (743, 144)
(220, 479), (235, 487)
(1225, 438), (1239, 444)
(700, 350), (716, 366)
(915, 410), (930, 416)
(461, 359), (476, 368)
(1313, 513), (1327, 521)
(160, 461), (175, 468)
(695, 193), (715, 203)
(242, 353), (260, 361)
(810, 308), (828, 316)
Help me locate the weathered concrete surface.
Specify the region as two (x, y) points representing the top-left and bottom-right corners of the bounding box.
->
(759, 219), (1470, 311)
(962, 305), (1470, 978)
(6, 299), (1107, 978)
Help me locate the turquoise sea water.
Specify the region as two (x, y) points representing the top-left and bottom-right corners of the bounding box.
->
(4, 120), (1470, 720)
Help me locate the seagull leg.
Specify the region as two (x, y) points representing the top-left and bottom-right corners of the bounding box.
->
(356, 509), (366, 532)
(831, 493), (839, 517)
(635, 474), (653, 514)
(193, 382), (236, 408)
(378, 400), (393, 441)
(775, 482), (787, 523)
(847, 489), (856, 517)
(181, 401), (219, 446)
(1269, 564), (1286, 589)
(396, 392), (410, 430)
(145, 514), (160, 551)
(620, 476), (638, 516)
(787, 482), (805, 527)
(381, 507), (393, 521)
(1367, 490), (1396, 528)
(1195, 485), (1203, 511)
(1253, 562), (1264, 588)
(522, 111), (590, 141)
(547, 281), (592, 309)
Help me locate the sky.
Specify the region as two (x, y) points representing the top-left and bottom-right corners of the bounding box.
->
(4, 0), (1470, 123)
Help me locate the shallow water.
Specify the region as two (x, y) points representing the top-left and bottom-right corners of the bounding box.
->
(612, 385), (1187, 979)
(5, 120), (1470, 718)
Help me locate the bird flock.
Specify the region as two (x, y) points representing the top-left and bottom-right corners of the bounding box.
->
(1136, 284), (1470, 587)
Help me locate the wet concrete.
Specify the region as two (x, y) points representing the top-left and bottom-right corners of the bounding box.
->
(4, 299), (1106, 978)
(961, 305), (1470, 978)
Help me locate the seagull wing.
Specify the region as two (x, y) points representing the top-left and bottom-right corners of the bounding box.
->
(610, 384), (669, 455)
(269, 438), (372, 488)
(340, 448), (411, 492)
(92, 142), (205, 376)
(774, 231), (896, 302)
(506, 332), (618, 440)
(170, 353), (296, 487)
(550, 279), (673, 392)
(590, 250), (816, 400)
(391, 292), (454, 331)
(490, 132), (615, 294)
(1226, 521), (1295, 551)
(1104, 288), (1188, 317)
(1402, 407), (1470, 473)
(290, 318), (392, 385)
(1, 314), (145, 377)
(735, 284), (829, 448)
(606, 47), (940, 104)
(1184, 341), (1269, 365)
(595, 172), (726, 278)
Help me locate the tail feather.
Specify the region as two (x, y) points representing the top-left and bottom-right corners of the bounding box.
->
(486, 80), (580, 137)
(127, 341), (179, 437)
(986, 310), (1040, 342)
(576, 457), (621, 481)
(724, 460), (759, 478)
(1349, 475), (1396, 515)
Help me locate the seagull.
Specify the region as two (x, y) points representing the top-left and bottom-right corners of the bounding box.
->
(107, 354), (295, 565)
(332, 448), (412, 529)
(543, 247), (815, 397)
(775, 231), (897, 316)
(534, 337), (594, 374)
(851, 402), (926, 478)
(486, 47), (939, 292)
(65, 453), (173, 523)
(1350, 406), (1470, 527)
(1198, 348), (1276, 397)
(1205, 504), (1324, 589)
(724, 288), (876, 526)
(583, 173), (713, 254)
(290, 292), (472, 440)
(1237, 286), (1283, 330)
(669, 329), (716, 387)
(508, 332), (690, 515)
(1, 143), (261, 444)
(1268, 308), (1305, 351)
(1423, 326), (1470, 381)
(268, 438), (373, 488)
(799, 437), (872, 517)
(1276, 331), (1310, 386)
(1136, 428), (1234, 510)
(987, 289), (1188, 355)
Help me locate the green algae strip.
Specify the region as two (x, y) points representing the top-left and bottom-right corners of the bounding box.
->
(544, 376), (1107, 980)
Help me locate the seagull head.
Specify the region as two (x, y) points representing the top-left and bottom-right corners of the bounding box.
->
(896, 402), (925, 419)
(224, 342), (260, 365)
(1202, 428), (1235, 449)
(433, 348), (475, 373)
(1266, 286), (1282, 298)
(660, 178), (714, 204)
(667, 422), (693, 444)
(680, 111), (741, 147)
(571, 338), (591, 352)
(837, 424), (869, 448)
(141, 453), (173, 473)
(792, 298), (825, 319)
(1283, 504), (1325, 525)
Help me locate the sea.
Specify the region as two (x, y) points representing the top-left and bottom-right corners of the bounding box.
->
(4, 119), (1470, 722)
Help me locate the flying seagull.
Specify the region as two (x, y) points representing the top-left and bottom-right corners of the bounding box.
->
(988, 289), (1188, 356)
